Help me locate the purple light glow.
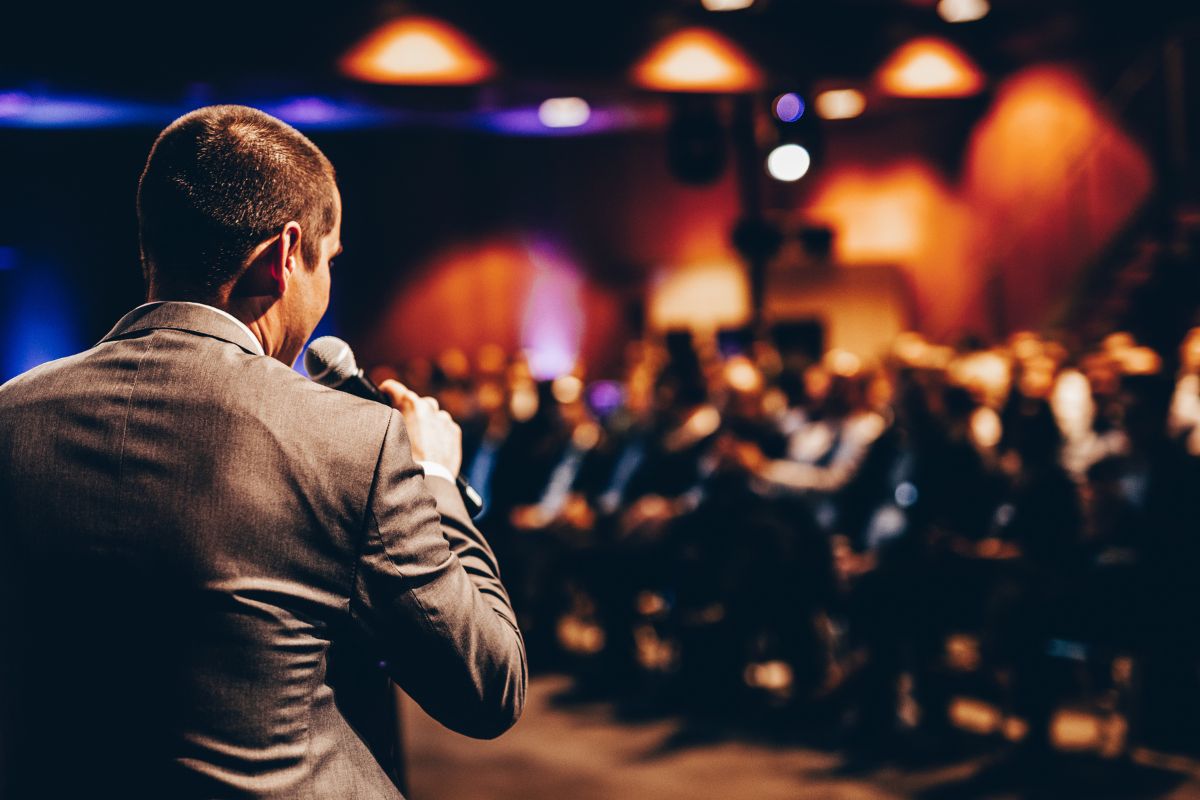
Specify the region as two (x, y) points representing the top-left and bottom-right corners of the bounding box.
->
(0, 92), (168, 127)
(773, 92), (804, 123)
(0, 90), (659, 137)
(587, 380), (624, 418)
(268, 97), (342, 124)
(478, 106), (647, 137)
(0, 92), (33, 118)
(521, 240), (585, 380)
(258, 97), (397, 129)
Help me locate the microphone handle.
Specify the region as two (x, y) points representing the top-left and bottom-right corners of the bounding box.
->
(340, 371), (390, 404)
(340, 369), (484, 519)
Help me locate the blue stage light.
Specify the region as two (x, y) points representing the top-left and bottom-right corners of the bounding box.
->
(0, 256), (84, 382)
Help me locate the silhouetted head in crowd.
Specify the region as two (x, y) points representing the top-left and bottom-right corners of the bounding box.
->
(527, 380), (564, 430)
(654, 338), (709, 422)
(941, 385), (976, 426)
(656, 363), (707, 409)
(1005, 398), (1063, 470)
(825, 370), (870, 419)
(894, 373), (932, 429)
(1122, 372), (1174, 452)
(777, 364), (810, 410)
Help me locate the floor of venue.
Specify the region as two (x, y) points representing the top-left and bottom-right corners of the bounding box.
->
(402, 674), (1200, 800)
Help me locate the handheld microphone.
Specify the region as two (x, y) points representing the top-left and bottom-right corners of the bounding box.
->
(304, 336), (484, 518)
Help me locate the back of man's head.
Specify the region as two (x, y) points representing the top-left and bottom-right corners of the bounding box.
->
(137, 105), (337, 300)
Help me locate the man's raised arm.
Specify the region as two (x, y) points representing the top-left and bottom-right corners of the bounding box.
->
(349, 391), (526, 740)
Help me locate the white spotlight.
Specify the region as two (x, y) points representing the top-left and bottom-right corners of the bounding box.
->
(701, 0), (754, 10)
(766, 144), (811, 182)
(538, 97), (591, 128)
(937, 0), (989, 23)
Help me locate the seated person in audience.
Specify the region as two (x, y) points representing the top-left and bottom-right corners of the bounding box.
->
(508, 374), (603, 536)
(731, 354), (886, 534)
(1109, 371), (1200, 749)
(986, 398), (1085, 756)
(1168, 326), (1200, 456)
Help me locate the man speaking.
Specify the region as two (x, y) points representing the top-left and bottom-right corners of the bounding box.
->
(0, 105), (525, 799)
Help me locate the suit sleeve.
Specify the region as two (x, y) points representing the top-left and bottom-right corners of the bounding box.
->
(349, 409), (526, 739)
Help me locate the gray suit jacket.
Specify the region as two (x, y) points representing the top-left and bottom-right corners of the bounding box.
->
(0, 302), (526, 799)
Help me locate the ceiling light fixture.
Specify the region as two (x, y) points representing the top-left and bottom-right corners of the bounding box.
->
(632, 27), (764, 93)
(877, 37), (985, 98)
(339, 16), (496, 85)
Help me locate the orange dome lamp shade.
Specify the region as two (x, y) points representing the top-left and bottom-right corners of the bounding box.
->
(877, 37), (985, 98)
(631, 27), (764, 93)
(339, 16), (496, 85)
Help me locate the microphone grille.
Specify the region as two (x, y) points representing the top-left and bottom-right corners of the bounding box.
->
(304, 336), (359, 386)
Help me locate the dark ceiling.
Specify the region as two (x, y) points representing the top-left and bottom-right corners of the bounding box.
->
(1, 0), (1192, 99)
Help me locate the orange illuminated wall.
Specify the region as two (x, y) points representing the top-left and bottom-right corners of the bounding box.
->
(804, 64), (1153, 337)
(962, 66), (1153, 332)
(355, 64), (1153, 369)
(362, 236), (624, 377)
(806, 161), (975, 335)
(356, 134), (741, 373)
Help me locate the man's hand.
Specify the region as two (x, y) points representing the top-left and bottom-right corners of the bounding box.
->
(379, 380), (463, 476)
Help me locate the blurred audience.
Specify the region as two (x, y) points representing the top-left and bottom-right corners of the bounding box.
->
(383, 322), (1200, 760)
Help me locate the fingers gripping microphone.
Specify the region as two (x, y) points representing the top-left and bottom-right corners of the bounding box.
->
(305, 336), (484, 518)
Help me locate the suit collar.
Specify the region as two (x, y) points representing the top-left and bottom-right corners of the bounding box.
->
(100, 301), (265, 356)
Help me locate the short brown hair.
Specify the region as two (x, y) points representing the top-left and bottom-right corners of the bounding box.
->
(137, 105), (337, 299)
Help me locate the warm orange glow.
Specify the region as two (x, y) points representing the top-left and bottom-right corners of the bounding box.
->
(877, 37), (985, 98)
(650, 261), (752, 330)
(364, 237), (622, 376)
(1118, 346), (1162, 376)
(966, 68), (1151, 210)
(766, 266), (912, 359)
(551, 375), (585, 405)
(340, 16), (496, 85)
(815, 89), (866, 120)
(964, 67), (1154, 331)
(825, 349), (862, 377)
(808, 162), (963, 263)
(945, 634), (982, 671)
(632, 27), (764, 93)
(949, 697), (1002, 735)
(724, 357), (764, 393)
(795, 65), (1152, 338)
(1051, 710), (1104, 751)
(743, 660), (793, 692)
(806, 161), (973, 335)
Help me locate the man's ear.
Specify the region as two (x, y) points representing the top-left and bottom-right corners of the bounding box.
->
(231, 222), (304, 298)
